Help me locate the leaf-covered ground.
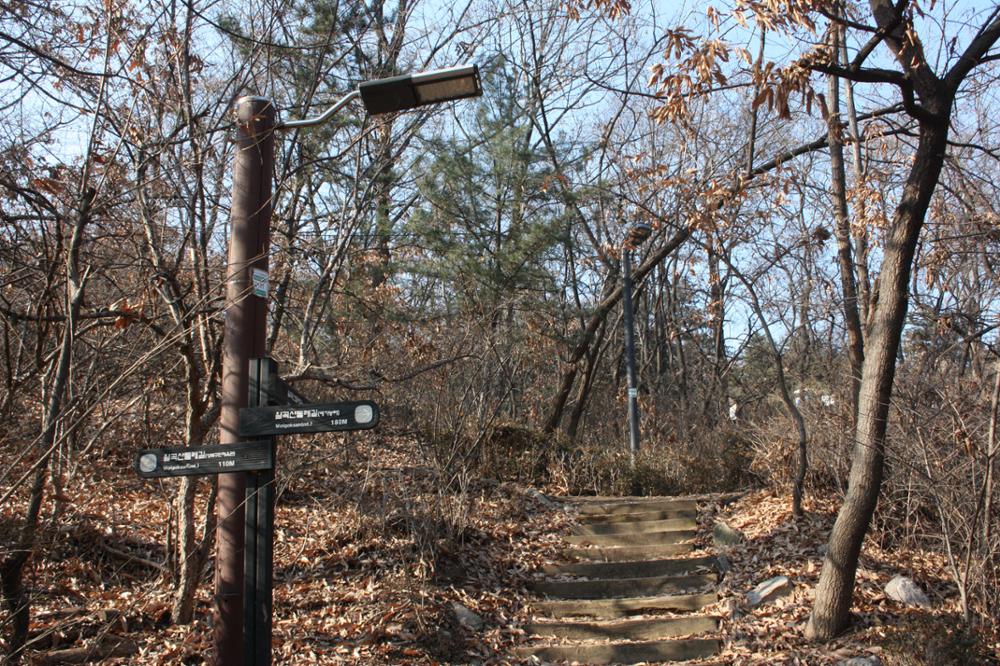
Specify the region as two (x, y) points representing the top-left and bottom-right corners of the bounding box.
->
(8, 436), (999, 664)
(690, 490), (1000, 665)
(13, 434), (571, 664)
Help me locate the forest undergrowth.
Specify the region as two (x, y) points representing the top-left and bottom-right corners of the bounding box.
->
(2, 431), (572, 664)
(5, 420), (998, 664)
(701, 491), (999, 665)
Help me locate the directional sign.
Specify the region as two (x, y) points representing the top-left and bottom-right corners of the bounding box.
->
(135, 440), (273, 478)
(238, 400), (379, 437)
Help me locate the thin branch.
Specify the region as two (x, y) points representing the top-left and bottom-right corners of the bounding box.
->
(750, 103), (906, 177)
(944, 8), (1000, 92)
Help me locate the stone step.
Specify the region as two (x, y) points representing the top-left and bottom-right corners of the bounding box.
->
(525, 615), (718, 641)
(565, 530), (697, 547)
(573, 517), (698, 536)
(531, 573), (717, 600)
(516, 638), (721, 663)
(533, 592), (717, 619)
(542, 555), (718, 580)
(579, 508), (699, 524)
(563, 543), (694, 562)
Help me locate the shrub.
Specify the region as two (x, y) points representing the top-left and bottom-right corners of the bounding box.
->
(877, 614), (995, 666)
(551, 427), (757, 497)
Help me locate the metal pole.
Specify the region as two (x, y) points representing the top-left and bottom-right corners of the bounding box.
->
(216, 96), (274, 666)
(245, 358), (277, 666)
(278, 90), (359, 130)
(622, 248), (641, 464)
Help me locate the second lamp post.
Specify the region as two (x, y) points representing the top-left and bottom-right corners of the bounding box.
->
(622, 222), (651, 465)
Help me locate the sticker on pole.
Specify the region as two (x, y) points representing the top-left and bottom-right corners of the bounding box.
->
(251, 268), (269, 298)
(628, 388), (638, 398)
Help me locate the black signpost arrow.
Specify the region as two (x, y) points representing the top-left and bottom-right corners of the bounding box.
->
(276, 379), (307, 406)
(136, 357), (379, 666)
(135, 441), (273, 478)
(240, 360), (378, 666)
(238, 400), (379, 438)
(255, 374), (307, 408)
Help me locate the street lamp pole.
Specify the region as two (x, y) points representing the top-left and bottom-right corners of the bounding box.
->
(216, 96), (275, 666)
(214, 65), (481, 666)
(622, 246), (640, 465)
(622, 223), (651, 467)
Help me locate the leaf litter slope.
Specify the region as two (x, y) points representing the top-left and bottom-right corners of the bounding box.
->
(9, 434), (572, 664)
(693, 491), (999, 665)
(11, 440), (999, 664)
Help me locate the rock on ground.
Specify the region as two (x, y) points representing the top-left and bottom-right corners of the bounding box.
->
(747, 576), (792, 607)
(713, 521), (744, 546)
(451, 601), (484, 631)
(838, 657), (882, 666)
(884, 575), (931, 607)
(526, 488), (559, 508)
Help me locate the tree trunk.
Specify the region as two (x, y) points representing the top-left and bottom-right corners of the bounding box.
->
(171, 477), (199, 623)
(1, 188), (91, 662)
(544, 228), (690, 432)
(839, 35), (873, 328)
(170, 337), (207, 624)
(807, 122), (949, 639)
(826, 26), (865, 417)
(983, 358), (999, 555)
(1, 467), (46, 665)
(705, 233), (728, 422)
(567, 321), (609, 440)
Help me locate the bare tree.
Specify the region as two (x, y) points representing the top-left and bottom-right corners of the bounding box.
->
(806, 4), (1000, 639)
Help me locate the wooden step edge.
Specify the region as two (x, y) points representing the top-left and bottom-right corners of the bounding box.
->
(562, 543), (696, 562)
(558, 495), (699, 503)
(553, 491), (744, 504)
(572, 518), (699, 535)
(532, 591), (718, 619)
(579, 509), (699, 524)
(514, 637), (722, 664)
(530, 573), (718, 601)
(575, 502), (699, 516)
(541, 555), (718, 578)
(524, 615), (720, 641)
(564, 529), (699, 546)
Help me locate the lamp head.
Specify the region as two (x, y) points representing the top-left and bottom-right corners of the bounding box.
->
(625, 222), (653, 249)
(359, 64), (482, 115)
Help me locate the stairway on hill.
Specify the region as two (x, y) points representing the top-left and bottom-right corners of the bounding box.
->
(516, 496), (723, 665)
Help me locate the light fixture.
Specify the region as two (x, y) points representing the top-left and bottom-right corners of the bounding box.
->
(359, 64), (482, 115)
(626, 222), (653, 248)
